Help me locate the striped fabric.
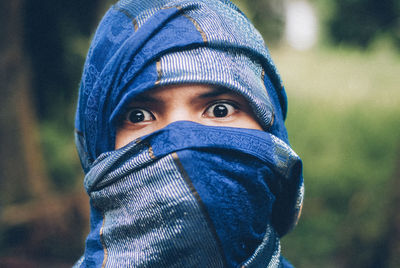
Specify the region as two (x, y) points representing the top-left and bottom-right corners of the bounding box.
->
(74, 0), (304, 267)
(85, 142), (225, 267)
(75, 0), (288, 161)
(76, 122), (303, 267)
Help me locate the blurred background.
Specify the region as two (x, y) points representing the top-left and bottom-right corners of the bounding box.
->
(1, 0), (399, 267)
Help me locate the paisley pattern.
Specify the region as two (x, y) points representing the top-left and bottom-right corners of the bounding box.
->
(75, 0), (304, 267)
(75, 0), (289, 161)
(75, 122), (303, 267)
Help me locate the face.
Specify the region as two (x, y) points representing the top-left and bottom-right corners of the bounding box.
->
(115, 84), (263, 149)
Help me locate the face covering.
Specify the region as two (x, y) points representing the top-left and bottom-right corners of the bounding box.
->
(76, 121), (302, 267)
(75, 0), (288, 161)
(74, 0), (304, 267)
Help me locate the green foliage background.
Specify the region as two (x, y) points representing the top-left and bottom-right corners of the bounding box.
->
(1, 0), (399, 266)
(274, 44), (400, 267)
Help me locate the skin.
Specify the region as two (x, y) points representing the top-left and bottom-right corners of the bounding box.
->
(115, 84), (263, 149)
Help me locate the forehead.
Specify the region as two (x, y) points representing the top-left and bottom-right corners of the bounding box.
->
(130, 84), (234, 102)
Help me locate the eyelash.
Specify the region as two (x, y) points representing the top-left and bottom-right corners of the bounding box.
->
(124, 108), (155, 124)
(203, 100), (239, 118)
(123, 100), (240, 124)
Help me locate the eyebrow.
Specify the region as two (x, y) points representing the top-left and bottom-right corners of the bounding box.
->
(130, 94), (160, 104)
(127, 86), (233, 106)
(197, 86), (231, 99)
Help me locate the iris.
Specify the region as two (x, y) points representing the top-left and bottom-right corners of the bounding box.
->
(129, 110), (145, 123)
(213, 104), (229, 117)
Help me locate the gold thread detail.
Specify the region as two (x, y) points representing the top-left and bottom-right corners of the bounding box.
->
(183, 14), (208, 43)
(171, 153), (201, 201)
(133, 19), (139, 32)
(114, 7), (139, 32)
(260, 69), (275, 128)
(270, 113), (275, 127)
(155, 60), (162, 85)
(148, 145), (156, 160)
(171, 152), (228, 266)
(100, 213), (108, 268)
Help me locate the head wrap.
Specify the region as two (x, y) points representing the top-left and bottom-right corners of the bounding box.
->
(74, 0), (304, 267)
(75, 0), (289, 166)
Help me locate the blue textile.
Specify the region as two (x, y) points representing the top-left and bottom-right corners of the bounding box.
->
(76, 122), (301, 267)
(75, 0), (304, 267)
(75, 0), (288, 164)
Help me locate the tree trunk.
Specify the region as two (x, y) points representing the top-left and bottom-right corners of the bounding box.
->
(0, 1), (49, 204)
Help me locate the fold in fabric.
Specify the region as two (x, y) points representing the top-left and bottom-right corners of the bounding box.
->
(75, 0), (304, 266)
(79, 121), (302, 267)
(75, 0), (288, 163)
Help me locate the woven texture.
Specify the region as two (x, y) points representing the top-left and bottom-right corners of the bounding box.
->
(74, 1), (303, 267)
(75, 122), (302, 267)
(75, 0), (288, 163)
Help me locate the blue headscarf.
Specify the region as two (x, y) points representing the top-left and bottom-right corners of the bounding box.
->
(75, 0), (303, 267)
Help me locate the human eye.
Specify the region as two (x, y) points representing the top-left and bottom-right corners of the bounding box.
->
(124, 108), (155, 124)
(203, 101), (238, 118)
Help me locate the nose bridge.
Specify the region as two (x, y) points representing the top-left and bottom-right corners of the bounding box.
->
(154, 84), (205, 128)
(165, 103), (198, 124)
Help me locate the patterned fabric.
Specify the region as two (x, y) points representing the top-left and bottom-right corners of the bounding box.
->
(75, 0), (304, 267)
(75, 122), (302, 267)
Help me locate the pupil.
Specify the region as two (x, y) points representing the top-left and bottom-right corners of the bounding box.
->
(129, 110), (145, 123)
(213, 105), (228, 117)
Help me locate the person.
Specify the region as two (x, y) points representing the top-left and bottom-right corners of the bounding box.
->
(73, 0), (304, 267)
